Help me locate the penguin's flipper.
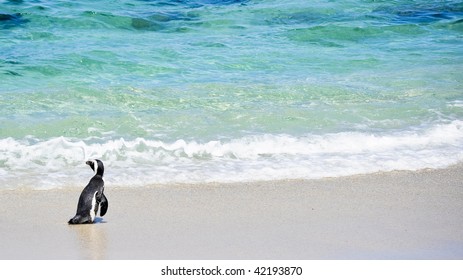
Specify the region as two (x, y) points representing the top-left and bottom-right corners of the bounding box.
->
(100, 193), (108, 217)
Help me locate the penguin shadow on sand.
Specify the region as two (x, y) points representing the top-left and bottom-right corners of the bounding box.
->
(69, 219), (108, 260)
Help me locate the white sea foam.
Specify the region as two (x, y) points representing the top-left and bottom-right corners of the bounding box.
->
(1, 121), (463, 189)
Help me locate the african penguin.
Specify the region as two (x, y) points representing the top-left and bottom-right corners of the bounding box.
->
(68, 159), (109, 224)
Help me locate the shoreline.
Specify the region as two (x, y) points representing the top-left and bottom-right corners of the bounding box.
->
(1, 165), (462, 259)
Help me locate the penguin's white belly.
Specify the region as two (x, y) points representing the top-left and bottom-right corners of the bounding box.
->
(90, 191), (98, 222)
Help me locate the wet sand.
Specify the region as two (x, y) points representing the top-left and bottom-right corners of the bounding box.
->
(1, 165), (462, 259)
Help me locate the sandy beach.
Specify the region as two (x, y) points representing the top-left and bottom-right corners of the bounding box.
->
(1, 165), (462, 260)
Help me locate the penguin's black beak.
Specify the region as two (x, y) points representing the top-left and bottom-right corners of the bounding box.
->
(86, 161), (92, 166)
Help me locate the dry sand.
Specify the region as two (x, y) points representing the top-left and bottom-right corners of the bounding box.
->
(1, 165), (462, 259)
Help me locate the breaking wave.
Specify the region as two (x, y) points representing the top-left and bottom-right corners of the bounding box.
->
(1, 120), (463, 189)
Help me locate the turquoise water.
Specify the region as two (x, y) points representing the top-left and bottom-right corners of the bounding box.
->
(1, 0), (463, 188)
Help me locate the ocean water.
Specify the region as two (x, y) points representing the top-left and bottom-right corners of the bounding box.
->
(1, 0), (462, 189)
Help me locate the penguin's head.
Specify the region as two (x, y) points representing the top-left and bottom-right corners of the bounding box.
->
(86, 159), (104, 176)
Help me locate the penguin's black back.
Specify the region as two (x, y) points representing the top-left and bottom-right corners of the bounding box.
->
(75, 175), (103, 215)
